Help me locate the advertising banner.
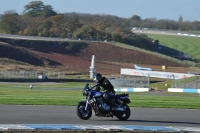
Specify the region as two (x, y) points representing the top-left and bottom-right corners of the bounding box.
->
(120, 68), (196, 79)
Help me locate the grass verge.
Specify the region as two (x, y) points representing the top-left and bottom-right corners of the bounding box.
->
(0, 82), (200, 109)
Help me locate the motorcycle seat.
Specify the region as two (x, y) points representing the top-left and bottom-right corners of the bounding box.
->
(115, 93), (129, 98)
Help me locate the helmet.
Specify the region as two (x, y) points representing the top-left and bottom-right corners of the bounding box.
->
(94, 73), (102, 81)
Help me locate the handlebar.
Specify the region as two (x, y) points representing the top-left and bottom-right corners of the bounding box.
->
(85, 83), (97, 90)
(91, 84), (97, 89)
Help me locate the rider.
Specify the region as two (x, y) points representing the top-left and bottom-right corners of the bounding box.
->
(93, 73), (116, 110)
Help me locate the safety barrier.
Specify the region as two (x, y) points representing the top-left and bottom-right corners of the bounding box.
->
(177, 33), (200, 37)
(168, 88), (200, 93)
(114, 88), (149, 92)
(115, 87), (200, 93)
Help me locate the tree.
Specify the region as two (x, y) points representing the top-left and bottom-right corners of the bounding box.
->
(178, 16), (183, 30)
(0, 10), (20, 34)
(23, 1), (44, 17)
(41, 5), (57, 17)
(72, 25), (96, 39)
(130, 15), (142, 27)
(141, 18), (157, 28)
(38, 20), (53, 36)
(111, 33), (122, 42)
(23, 1), (57, 17)
(178, 16), (183, 23)
(130, 15), (141, 21)
(180, 21), (191, 31)
(191, 21), (200, 30)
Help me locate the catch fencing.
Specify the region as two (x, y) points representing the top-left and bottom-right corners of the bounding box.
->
(0, 71), (151, 88)
(171, 76), (200, 88)
(109, 76), (150, 88)
(1, 70), (199, 89)
(0, 71), (66, 79)
(110, 75), (200, 89)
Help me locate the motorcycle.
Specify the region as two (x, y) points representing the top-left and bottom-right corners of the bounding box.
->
(76, 83), (131, 120)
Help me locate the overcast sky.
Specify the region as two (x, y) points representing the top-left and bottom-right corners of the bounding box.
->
(0, 0), (199, 21)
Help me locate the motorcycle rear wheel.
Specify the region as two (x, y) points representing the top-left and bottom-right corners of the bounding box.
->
(76, 102), (92, 120)
(115, 104), (131, 121)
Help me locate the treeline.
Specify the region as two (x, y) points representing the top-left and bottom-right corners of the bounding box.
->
(0, 1), (199, 51)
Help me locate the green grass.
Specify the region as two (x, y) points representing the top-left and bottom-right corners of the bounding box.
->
(129, 92), (200, 109)
(150, 76), (200, 90)
(146, 34), (200, 63)
(111, 41), (194, 66)
(0, 82), (90, 105)
(150, 79), (172, 90)
(1, 82), (200, 109)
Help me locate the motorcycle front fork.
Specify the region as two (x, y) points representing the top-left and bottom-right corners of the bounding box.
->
(85, 96), (90, 111)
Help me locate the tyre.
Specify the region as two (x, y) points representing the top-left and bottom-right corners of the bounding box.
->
(115, 104), (131, 121)
(76, 102), (92, 120)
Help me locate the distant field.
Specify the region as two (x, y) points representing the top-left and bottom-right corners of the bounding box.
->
(146, 34), (200, 63)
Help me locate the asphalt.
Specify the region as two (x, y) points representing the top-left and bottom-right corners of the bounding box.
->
(0, 105), (200, 127)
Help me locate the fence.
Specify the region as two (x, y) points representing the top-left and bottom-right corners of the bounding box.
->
(0, 71), (66, 79)
(109, 76), (150, 88)
(2, 70), (199, 89)
(171, 76), (200, 88)
(0, 71), (151, 87)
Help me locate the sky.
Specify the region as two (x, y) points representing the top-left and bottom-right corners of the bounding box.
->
(0, 0), (199, 22)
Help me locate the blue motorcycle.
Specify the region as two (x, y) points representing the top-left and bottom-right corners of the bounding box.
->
(76, 83), (131, 120)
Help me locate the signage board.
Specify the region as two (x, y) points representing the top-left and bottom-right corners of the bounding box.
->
(120, 68), (196, 79)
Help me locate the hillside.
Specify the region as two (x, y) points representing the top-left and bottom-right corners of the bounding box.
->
(146, 34), (200, 63)
(0, 38), (198, 76)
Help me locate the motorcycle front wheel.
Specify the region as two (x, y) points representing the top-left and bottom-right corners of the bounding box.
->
(76, 102), (92, 120)
(115, 104), (131, 121)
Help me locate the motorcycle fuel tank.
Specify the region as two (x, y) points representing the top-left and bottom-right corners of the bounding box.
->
(93, 92), (102, 97)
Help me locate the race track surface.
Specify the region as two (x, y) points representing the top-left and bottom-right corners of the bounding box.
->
(1, 105), (200, 127)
